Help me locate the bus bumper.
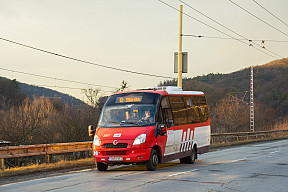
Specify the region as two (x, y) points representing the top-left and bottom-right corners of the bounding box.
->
(93, 148), (151, 163)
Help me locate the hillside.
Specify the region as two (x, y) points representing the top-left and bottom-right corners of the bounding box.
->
(159, 58), (288, 132)
(19, 83), (86, 106)
(0, 77), (87, 107)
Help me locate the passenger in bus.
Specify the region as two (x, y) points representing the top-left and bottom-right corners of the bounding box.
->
(124, 111), (130, 121)
(141, 110), (154, 123)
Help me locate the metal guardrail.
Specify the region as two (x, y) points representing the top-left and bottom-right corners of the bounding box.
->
(210, 129), (288, 144)
(1, 129), (288, 171)
(0, 141), (92, 171)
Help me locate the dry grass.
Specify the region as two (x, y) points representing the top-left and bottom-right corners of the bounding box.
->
(0, 158), (95, 177)
(272, 119), (288, 130)
(261, 58), (288, 68)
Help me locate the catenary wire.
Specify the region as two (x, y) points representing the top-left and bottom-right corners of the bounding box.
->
(229, 0), (288, 37)
(179, 0), (283, 58)
(0, 37), (173, 79)
(156, 0), (279, 59)
(31, 84), (115, 93)
(0, 66), (119, 89)
(252, 0), (288, 28)
(0, 78), (116, 95)
(183, 34), (288, 42)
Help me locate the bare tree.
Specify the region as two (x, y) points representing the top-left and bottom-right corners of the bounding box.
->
(0, 97), (49, 145)
(115, 80), (129, 92)
(82, 88), (101, 108)
(211, 97), (249, 133)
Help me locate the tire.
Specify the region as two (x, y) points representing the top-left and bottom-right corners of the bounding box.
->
(179, 146), (196, 164)
(97, 162), (108, 171)
(145, 149), (158, 171)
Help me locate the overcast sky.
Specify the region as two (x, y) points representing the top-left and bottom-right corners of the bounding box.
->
(1, 0), (287, 102)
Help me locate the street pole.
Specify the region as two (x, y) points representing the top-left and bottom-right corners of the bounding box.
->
(178, 5), (183, 88)
(250, 66), (255, 132)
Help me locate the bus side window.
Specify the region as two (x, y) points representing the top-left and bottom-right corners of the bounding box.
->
(184, 96), (198, 124)
(161, 97), (174, 127)
(169, 96), (188, 126)
(195, 96), (209, 122)
(157, 107), (164, 124)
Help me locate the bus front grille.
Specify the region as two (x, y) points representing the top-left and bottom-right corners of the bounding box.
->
(103, 151), (128, 155)
(104, 143), (128, 148)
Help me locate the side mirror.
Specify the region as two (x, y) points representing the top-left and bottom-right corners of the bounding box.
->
(158, 124), (167, 136)
(88, 125), (96, 137)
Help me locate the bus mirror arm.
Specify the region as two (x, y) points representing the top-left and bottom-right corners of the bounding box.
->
(88, 125), (96, 137)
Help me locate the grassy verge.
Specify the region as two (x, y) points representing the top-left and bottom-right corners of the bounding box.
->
(0, 158), (96, 178)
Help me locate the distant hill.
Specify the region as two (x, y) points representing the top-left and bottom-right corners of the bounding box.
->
(261, 58), (288, 68)
(0, 76), (87, 107)
(159, 58), (288, 131)
(19, 83), (87, 106)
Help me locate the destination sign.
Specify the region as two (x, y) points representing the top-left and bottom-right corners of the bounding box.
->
(115, 96), (143, 103)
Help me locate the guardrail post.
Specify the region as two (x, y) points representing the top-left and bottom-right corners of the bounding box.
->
(46, 154), (50, 164)
(44, 145), (50, 164)
(0, 158), (4, 171)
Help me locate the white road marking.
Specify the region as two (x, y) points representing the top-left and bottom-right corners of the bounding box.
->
(231, 158), (247, 163)
(269, 151), (279, 154)
(168, 169), (198, 177)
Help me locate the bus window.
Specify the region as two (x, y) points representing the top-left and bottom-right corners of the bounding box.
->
(184, 96), (200, 124)
(169, 96), (188, 126)
(161, 97), (173, 127)
(161, 96), (170, 109)
(195, 96), (209, 122)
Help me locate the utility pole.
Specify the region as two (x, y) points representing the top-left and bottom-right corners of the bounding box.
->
(250, 66), (255, 132)
(178, 5), (183, 88)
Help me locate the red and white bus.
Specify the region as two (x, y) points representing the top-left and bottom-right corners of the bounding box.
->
(88, 86), (210, 171)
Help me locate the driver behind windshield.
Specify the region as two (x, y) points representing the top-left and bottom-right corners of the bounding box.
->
(141, 110), (154, 123)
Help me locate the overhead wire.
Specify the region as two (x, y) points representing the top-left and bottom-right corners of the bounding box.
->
(29, 84), (115, 93)
(183, 34), (288, 43)
(179, 0), (283, 58)
(0, 66), (119, 89)
(229, 0), (288, 37)
(156, 0), (279, 59)
(252, 0), (288, 28)
(0, 37), (173, 79)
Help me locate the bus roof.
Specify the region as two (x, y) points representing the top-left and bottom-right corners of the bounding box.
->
(112, 86), (204, 96)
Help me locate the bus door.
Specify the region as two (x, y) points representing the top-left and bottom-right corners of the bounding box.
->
(168, 96), (189, 153)
(160, 97), (175, 156)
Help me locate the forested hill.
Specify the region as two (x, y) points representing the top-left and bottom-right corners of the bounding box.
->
(0, 77), (86, 107)
(159, 58), (288, 132)
(19, 83), (87, 106)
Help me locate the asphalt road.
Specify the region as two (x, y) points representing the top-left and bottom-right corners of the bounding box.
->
(1, 139), (288, 192)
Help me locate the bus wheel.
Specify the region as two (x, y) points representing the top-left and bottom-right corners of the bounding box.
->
(180, 147), (196, 164)
(97, 162), (108, 171)
(146, 149), (158, 171)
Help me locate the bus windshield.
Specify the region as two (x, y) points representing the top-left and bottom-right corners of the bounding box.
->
(98, 92), (160, 128)
(98, 104), (156, 128)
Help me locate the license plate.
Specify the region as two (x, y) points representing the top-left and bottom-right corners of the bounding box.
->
(108, 157), (123, 161)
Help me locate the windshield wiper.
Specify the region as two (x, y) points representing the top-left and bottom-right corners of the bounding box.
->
(106, 121), (122, 127)
(120, 121), (142, 127)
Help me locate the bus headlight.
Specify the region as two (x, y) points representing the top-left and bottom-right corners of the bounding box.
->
(93, 135), (100, 146)
(133, 134), (146, 145)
